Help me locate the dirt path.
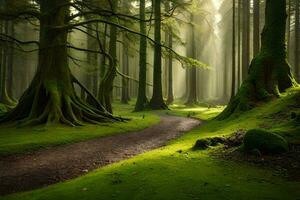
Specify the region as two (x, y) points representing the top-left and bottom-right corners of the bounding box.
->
(0, 115), (201, 196)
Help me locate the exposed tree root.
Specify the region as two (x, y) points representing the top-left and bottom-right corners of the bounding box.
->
(0, 74), (124, 127)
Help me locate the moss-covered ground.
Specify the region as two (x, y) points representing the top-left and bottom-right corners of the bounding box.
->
(0, 102), (160, 156)
(1, 90), (300, 199)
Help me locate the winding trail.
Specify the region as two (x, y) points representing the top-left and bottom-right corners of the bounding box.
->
(0, 115), (201, 196)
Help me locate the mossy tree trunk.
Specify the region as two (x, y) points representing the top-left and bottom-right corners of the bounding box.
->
(0, 0), (120, 126)
(219, 0), (297, 119)
(148, 0), (167, 110)
(135, 0), (148, 111)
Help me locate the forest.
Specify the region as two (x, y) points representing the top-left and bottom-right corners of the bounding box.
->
(0, 0), (299, 199)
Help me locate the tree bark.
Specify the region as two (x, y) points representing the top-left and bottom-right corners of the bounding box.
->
(231, 0), (236, 98)
(148, 0), (167, 109)
(237, 0), (242, 87)
(242, 0), (250, 81)
(185, 14), (198, 105)
(121, 34), (130, 104)
(0, 0), (120, 126)
(253, 0), (260, 56)
(165, 2), (174, 105)
(0, 20), (15, 107)
(287, 0), (291, 58)
(219, 0), (297, 119)
(135, 0), (148, 111)
(295, 0), (300, 81)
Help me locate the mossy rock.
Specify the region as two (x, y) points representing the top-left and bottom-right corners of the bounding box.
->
(193, 139), (210, 150)
(243, 129), (288, 154)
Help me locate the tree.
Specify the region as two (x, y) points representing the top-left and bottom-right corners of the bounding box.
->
(0, 0), (121, 126)
(295, 0), (300, 81)
(148, 0), (168, 109)
(231, 0), (236, 98)
(121, 33), (130, 104)
(237, 0), (242, 87)
(219, 0), (297, 119)
(135, 0), (148, 111)
(185, 14), (198, 105)
(0, 18), (15, 107)
(165, 1), (174, 105)
(242, 0), (250, 81)
(253, 0), (260, 56)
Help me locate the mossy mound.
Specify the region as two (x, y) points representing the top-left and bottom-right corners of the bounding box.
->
(243, 129), (288, 154)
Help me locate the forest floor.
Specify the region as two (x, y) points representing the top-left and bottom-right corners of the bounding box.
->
(1, 91), (300, 200)
(0, 103), (160, 156)
(0, 115), (200, 196)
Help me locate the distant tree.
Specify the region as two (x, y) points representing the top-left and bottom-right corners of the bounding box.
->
(231, 0), (236, 98)
(237, 0), (242, 87)
(185, 14), (198, 105)
(242, 0), (250, 81)
(121, 32), (130, 104)
(219, 0), (297, 119)
(253, 0), (260, 56)
(165, 1), (174, 105)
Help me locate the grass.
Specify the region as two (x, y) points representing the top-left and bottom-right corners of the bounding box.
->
(168, 104), (225, 120)
(0, 102), (160, 156)
(1, 92), (300, 200)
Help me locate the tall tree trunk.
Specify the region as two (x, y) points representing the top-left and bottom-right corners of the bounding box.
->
(0, 0), (119, 126)
(121, 34), (130, 104)
(149, 0), (167, 109)
(165, 2), (174, 105)
(166, 30), (174, 105)
(295, 0), (300, 81)
(253, 0), (260, 56)
(185, 14), (198, 105)
(242, 0), (250, 81)
(231, 0), (236, 98)
(237, 0), (242, 86)
(287, 0), (291, 58)
(6, 20), (14, 99)
(135, 0), (148, 111)
(219, 0), (297, 119)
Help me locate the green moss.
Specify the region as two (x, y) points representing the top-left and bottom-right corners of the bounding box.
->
(243, 129), (288, 154)
(2, 93), (300, 200)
